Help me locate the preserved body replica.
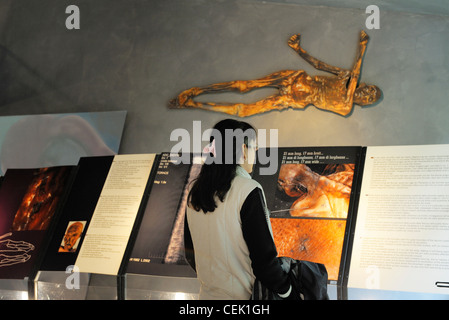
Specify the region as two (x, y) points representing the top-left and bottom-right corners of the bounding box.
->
(169, 31), (381, 117)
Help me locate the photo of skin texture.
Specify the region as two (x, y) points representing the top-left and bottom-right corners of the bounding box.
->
(276, 163), (354, 218)
(58, 221), (85, 253)
(271, 218), (346, 281)
(11, 166), (72, 231)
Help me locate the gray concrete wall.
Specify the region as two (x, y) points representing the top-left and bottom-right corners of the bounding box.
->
(1, 0), (448, 154)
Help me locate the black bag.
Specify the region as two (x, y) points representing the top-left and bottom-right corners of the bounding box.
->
(286, 257), (329, 300)
(252, 257), (329, 300)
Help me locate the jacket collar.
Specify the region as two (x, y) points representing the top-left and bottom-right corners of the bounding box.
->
(236, 165), (251, 179)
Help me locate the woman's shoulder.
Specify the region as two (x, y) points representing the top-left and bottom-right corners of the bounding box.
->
(233, 174), (262, 193)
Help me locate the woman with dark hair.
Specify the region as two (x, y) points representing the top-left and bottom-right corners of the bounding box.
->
(185, 119), (293, 300)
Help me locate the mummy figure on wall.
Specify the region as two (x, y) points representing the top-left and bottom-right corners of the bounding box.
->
(169, 31), (381, 117)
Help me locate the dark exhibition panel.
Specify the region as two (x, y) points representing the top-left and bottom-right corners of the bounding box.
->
(0, 0), (449, 301)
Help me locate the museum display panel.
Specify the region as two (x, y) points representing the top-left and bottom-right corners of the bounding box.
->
(123, 153), (200, 300)
(35, 154), (156, 299)
(1, 144), (448, 300)
(253, 144), (449, 299)
(0, 166), (76, 299)
(346, 144), (449, 299)
(252, 146), (362, 285)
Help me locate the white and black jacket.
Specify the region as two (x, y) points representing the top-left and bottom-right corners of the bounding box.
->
(184, 166), (290, 300)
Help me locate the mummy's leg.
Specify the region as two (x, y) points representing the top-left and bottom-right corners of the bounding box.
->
(168, 70), (299, 111)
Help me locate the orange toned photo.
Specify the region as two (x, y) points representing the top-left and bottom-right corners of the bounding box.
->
(271, 218), (346, 280)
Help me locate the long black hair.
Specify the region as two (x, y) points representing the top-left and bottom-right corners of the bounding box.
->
(188, 119), (256, 213)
